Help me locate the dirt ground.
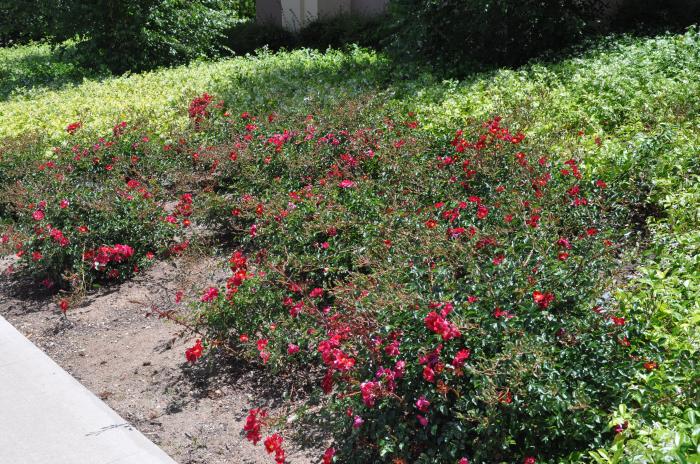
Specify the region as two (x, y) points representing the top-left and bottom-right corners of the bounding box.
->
(0, 255), (318, 464)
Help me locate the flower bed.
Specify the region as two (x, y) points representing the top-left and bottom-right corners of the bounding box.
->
(0, 121), (193, 296)
(2, 29), (699, 462)
(170, 103), (638, 463)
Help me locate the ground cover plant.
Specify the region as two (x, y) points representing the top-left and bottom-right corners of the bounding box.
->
(0, 121), (198, 301)
(0, 27), (698, 464)
(185, 107), (636, 463)
(0, 45), (388, 142)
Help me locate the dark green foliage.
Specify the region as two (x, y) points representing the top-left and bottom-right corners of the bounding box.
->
(221, 20), (296, 56)
(386, 0), (607, 71)
(222, 15), (388, 56)
(384, 0), (699, 73)
(51, 0), (246, 73)
(297, 14), (388, 50)
(610, 0), (700, 32)
(0, 0), (49, 45)
(0, 0), (255, 72)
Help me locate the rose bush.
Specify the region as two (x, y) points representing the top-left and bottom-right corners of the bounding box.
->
(179, 104), (636, 463)
(0, 120), (193, 292)
(0, 81), (687, 461)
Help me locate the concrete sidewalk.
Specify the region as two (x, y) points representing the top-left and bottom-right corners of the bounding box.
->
(0, 316), (177, 464)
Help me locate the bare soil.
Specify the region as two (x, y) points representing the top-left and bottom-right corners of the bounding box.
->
(0, 255), (317, 464)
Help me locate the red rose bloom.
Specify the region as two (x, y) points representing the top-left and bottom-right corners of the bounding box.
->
(452, 348), (471, 367)
(415, 396), (430, 412)
(200, 287), (219, 302)
(533, 291), (555, 309)
(185, 339), (203, 363)
(309, 287), (324, 298)
(322, 447), (336, 464)
(243, 408), (267, 445)
(66, 121), (82, 134)
(643, 361), (658, 371)
(263, 433), (286, 464)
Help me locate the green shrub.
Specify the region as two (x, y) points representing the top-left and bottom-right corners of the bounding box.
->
(0, 122), (192, 290)
(0, 0), (49, 45)
(611, 0), (700, 32)
(222, 14), (388, 57)
(386, 0), (606, 71)
(298, 14), (389, 50)
(184, 103), (638, 462)
(221, 20), (295, 56)
(44, 0), (248, 73)
(587, 128), (700, 463)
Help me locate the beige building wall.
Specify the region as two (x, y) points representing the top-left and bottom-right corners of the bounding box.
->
(281, 0), (318, 30)
(256, 0), (283, 27)
(257, 0), (388, 30)
(319, 0), (352, 19)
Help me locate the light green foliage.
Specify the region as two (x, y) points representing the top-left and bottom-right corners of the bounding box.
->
(599, 170), (699, 462)
(588, 408), (699, 463)
(408, 32), (700, 146)
(0, 46), (388, 143)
